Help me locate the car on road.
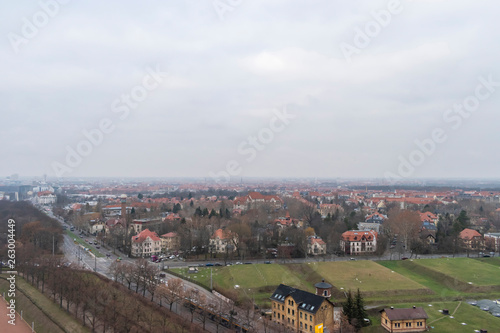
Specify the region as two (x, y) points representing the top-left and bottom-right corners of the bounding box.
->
(205, 263), (214, 266)
(244, 262), (252, 265)
(401, 257), (409, 260)
(96, 245), (100, 249)
(214, 263), (222, 266)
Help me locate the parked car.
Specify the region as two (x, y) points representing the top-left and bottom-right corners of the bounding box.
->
(205, 263), (214, 266)
(264, 261), (272, 264)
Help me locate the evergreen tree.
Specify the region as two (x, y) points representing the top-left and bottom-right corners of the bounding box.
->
(202, 208), (209, 217)
(188, 192), (193, 199)
(194, 207), (202, 217)
(209, 209), (217, 219)
(173, 203), (181, 213)
(190, 200), (194, 207)
(354, 288), (367, 329)
(137, 193), (143, 200)
(342, 290), (355, 324)
(456, 210), (470, 229)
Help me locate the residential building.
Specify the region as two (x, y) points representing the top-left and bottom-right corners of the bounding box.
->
(340, 230), (377, 255)
(131, 228), (162, 257)
(365, 212), (387, 224)
(209, 228), (238, 253)
(270, 282), (335, 332)
(88, 219), (106, 235)
(484, 232), (500, 253)
(233, 192), (283, 210)
(307, 236), (326, 255)
(459, 228), (484, 250)
(131, 218), (162, 234)
(161, 232), (181, 252)
(36, 191), (57, 205)
(380, 306), (428, 332)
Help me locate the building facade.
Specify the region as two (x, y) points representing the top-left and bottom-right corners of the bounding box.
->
(380, 307), (428, 332)
(131, 228), (162, 257)
(209, 228), (238, 253)
(270, 283), (335, 332)
(340, 230), (377, 255)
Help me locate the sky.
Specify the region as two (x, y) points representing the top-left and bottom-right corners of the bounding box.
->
(1, 0), (500, 181)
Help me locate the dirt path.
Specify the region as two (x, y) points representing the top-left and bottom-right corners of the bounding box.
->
(0, 298), (34, 333)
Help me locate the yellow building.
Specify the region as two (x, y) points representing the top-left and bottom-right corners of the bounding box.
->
(380, 307), (428, 332)
(270, 281), (335, 332)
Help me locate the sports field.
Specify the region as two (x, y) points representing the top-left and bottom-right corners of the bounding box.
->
(172, 260), (430, 306)
(307, 261), (427, 293)
(412, 258), (500, 286)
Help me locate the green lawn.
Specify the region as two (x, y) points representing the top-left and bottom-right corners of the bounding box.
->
(363, 301), (500, 333)
(172, 261), (431, 307)
(65, 230), (104, 257)
(413, 258), (500, 285)
(306, 261), (428, 294)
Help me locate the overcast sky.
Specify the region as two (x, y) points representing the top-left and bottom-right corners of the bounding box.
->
(1, 0), (499, 180)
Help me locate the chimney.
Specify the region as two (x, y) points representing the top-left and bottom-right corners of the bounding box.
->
(120, 194), (127, 218)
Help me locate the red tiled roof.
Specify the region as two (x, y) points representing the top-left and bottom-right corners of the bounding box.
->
(342, 230), (377, 242)
(459, 228), (482, 240)
(132, 229), (160, 243)
(211, 228), (236, 240)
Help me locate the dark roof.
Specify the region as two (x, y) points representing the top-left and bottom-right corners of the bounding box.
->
(381, 307), (428, 321)
(270, 284), (329, 314)
(314, 281), (332, 289)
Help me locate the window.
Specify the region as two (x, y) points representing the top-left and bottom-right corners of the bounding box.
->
(292, 310), (294, 315)
(282, 305), (284, 311)
(385, 319), (387, 324)
(292, 319), (294, 325)
(278, 313), (280, 319)
(288, 308), (290, 314)
(310, 326), (312, 332)
(300, 322), (303, 328)
(417, 322), (423, 327)
(406, 322), (411, 327)
(273, 312), (276, 317)
(305, 324), (308, 329)
(300, 312), (302, 319)
(394, 323), (400, 328)
(324, 290), (328, 296)
(310, 315), (312, 321)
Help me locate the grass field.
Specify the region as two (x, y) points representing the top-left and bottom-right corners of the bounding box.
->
(172, 261), (431, 306)
(363, 301), (500, 333)
(0, 275), (89, 333)
(412, 258), (500, 286)
(306, 261), (428, 295)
